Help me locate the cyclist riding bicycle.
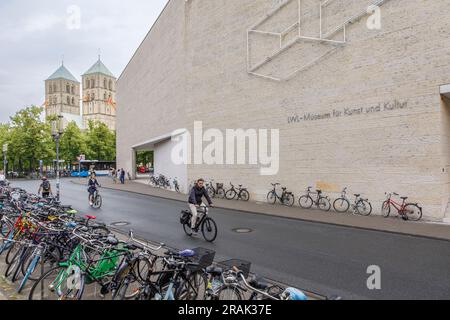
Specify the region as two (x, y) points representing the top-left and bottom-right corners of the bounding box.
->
(38, 177), (52, 199)
(88, 173), (101, 206)
(188, 178), (214, 236)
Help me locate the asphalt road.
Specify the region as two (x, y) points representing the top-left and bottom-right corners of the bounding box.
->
(11, 179), (450, 300)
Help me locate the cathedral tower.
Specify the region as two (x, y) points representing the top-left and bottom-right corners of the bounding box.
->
(45, 63), (81, 127)
(82, 58), (117, 131)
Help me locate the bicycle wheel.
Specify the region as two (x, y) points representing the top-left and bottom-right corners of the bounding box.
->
(225, 190), (237, 200)
(333, 198), (350, 213)
(21, 246), (60, 281)
(318, 197), (331, 212)
(5, 246), (22, 279)
(202, 218), (218, 243)
(217, 285), (243, 300)
(28, 266), (85, 301)
(355, 200), (373, 216)
(283, 193), (295, 207)
(183, 222), (194, 237)
(18, 253), (41, 294)
(267, 191), (276, 205)
(404, 204), (422, 222)
(299, 196), (313, 209)
(207, 187), (216, 199)
(177, 271), (208, 300)
(5, 241), (20, 265)
(92, 195), (102, 209)
(381, 201), (391, 218)
(240, 190), (250, 202)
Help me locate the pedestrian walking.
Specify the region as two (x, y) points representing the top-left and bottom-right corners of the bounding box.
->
(120, 168), (125, 184)
(111, 168), (117, 184)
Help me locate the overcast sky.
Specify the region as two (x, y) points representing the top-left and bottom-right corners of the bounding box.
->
(0, 0), (168, 123)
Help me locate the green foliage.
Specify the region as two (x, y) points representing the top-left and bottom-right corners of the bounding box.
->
(8, 106), (54, 172)
(85, 120), (116, 161)
(0, 107), (116, 173)
(60, 122), (87, 165)
(136, 151), (153, 167)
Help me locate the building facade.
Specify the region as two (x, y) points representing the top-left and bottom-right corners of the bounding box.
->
(116, 0), (450, 221)
(45, 59), (117, 130)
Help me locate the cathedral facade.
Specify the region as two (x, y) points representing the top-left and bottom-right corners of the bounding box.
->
(44, 58), (117, 131)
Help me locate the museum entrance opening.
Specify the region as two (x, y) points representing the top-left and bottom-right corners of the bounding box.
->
(135, 150), (154, 177)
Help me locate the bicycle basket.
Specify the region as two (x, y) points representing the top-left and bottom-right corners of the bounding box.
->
(218, 259), (252, 279)
(180, 210), (191, 225)
(216, 183), (224, 189)
(190, 247), (216, 270)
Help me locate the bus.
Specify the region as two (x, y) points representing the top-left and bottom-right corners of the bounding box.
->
(71, 160), (116, 178)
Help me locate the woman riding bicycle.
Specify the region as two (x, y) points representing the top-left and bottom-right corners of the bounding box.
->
(188, 179), (214, 236)
(88, 173), (101, 206)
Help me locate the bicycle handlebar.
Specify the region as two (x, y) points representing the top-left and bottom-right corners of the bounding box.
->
(128, 230), (164, 252)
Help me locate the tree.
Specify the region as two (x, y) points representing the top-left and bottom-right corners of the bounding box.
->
(85, 120), (116, 161)
(8, 106), (54, 173)
(60, 122), (86, 166)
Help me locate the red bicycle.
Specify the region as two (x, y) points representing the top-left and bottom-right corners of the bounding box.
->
(381, 193), (422, 221)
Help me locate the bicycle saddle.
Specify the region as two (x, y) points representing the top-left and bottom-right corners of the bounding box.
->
(206, 266), (223, 276)
(249, 276), (269, 290)
(85, 215), (97, 220)
(354, 194), (361, 197)
(401, 197), (408, 200)
(316, 190), (322, 193)
(282, 187), (287, 191)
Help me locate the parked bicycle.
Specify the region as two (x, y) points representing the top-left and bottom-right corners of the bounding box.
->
(298, 187), (331, 212)
(180, 206), (218, 242)
(206, 180), (226, 199)
(266, 183), (295, 207)
(333, 188), (372, 216)
(382, 192), (422, 221)
(225, 183), (250, 201)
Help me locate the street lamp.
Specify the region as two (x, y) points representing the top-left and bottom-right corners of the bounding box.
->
(51, 115), (64, 201)
(2, 143), (7, 177)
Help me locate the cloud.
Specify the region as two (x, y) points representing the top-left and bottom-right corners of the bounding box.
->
(0, 0), (168, 122)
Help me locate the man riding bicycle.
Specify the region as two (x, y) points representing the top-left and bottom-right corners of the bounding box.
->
(38, 177), (52, 199)
(188, 179), (214, 235)
(88, 173), (101, 206)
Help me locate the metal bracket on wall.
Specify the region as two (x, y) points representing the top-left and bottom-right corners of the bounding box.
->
(247, 0), (390, 82)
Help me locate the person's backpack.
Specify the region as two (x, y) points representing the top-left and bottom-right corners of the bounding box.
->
(42, 181), (50, 192)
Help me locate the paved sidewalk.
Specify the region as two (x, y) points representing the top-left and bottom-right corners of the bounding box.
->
(72, 178), (450, 241)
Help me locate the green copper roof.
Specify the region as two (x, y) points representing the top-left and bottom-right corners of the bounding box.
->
(47, 65), (79, 82)
(83, 59), (115, 78)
